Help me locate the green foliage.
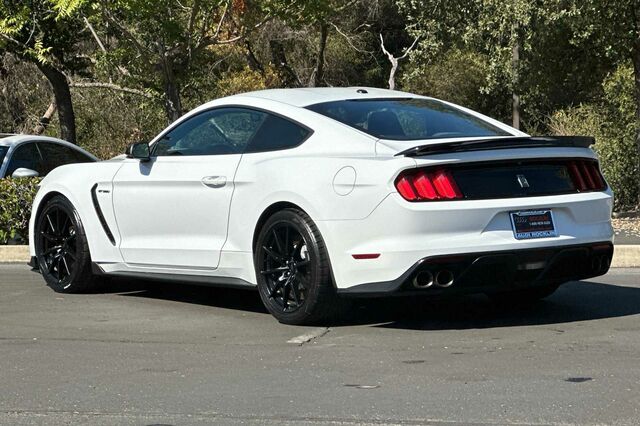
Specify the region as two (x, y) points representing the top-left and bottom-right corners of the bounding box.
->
(549, 64), (639, 210)
(0, 0), (639, 212)
(215, 66), (281, 98)
(0, 0), (89, 68)
(72, 88), (166, 159)
(401, 49), (509, 118)
(0, 178), (41, 244)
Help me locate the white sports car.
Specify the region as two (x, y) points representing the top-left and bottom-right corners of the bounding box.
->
(28, 87), (614, 324)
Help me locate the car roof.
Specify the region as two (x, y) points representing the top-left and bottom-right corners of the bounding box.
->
(0, 134), (98, 160)
(227, 87), (419, 108)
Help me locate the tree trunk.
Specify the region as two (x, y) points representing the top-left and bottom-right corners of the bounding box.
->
(33, 100), (57, 135)
(35, 63), (76, 144)
(310, 22), (328, 87)
(245, 41), (264, 73)
(269, 40), (301, 87)
(512, 40), (520, 130)
(161, 61), (183, 123)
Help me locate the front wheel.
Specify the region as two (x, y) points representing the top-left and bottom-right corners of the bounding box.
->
(34, 195), (100, 293)
(254, 208), (340, 325)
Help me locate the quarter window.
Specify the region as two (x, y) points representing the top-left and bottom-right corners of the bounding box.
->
(245, 114), (310, 153)
(37, 142), (93, 174)
(6, 143), (45, 176)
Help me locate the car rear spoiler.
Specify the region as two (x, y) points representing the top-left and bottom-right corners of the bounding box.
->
(395, 136), (595, 157)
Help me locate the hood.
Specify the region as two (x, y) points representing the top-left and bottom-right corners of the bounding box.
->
(107, 154), (127, 161)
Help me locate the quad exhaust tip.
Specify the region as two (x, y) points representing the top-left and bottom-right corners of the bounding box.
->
(412, 271), (434, 288)
(413, 269), (455, 289)
(435, 270), (454, 287)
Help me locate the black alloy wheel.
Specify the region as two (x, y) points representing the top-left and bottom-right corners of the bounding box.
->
(255, 208), (340, 324)
(35, 195), (98, 293)
(260, 222), (311, 313)
(38, 204), (77, 287)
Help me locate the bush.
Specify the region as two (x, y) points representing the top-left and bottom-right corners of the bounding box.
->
(401, 49), (511, 122)
(549, 64), (639, 211)
(0, 178), (40, 244)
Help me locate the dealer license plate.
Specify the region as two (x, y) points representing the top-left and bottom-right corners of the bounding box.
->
(509, 210), (558, 240)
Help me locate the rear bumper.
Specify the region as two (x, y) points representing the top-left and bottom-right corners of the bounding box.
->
(320, 189), (614, 289)
(337, 242), (613, 296)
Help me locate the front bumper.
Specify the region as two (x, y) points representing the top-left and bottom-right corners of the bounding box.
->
(338, 242), (613, 296)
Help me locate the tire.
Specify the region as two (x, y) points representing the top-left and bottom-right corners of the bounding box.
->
(487, 283), (561, 306)
(254, 208), (340, 325)
(34, 195), (100, 293)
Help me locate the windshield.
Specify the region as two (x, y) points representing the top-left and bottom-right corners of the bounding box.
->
(0, 146), (8, 168)
(306, 98), (511, 141)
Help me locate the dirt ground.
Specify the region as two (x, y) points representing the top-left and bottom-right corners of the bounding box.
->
(613, 217), (640, 240)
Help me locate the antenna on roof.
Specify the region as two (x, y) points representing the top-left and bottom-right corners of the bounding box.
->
(356, 89), (368, 94)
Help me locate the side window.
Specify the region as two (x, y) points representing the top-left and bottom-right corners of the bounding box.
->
(6, 143), (45, 176)
(153, 108), (267, 156)
(38, 143), (93, 175)
(246, 113), (311, 153)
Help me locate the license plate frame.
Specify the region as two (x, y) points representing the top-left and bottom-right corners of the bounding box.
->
(509, 209), (558, 240)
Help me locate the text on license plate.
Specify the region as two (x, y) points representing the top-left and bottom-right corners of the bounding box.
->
(509, 209), (558, 240)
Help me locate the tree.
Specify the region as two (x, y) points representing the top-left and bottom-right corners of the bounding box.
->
(557, 0), (640, 206)
(379, 33), (418, 90)
(79, 0), (279, 122)
(260, 0), (368, 87)
(0, 1), (91, 143)
(465, 0), (539, 130)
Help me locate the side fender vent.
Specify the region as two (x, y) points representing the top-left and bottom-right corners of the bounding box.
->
(91, 184), (116, 246)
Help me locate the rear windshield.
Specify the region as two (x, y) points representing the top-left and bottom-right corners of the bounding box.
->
(306, 98), (511, 141)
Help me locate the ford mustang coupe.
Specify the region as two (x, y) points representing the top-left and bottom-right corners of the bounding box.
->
(29, 87), (614, 324)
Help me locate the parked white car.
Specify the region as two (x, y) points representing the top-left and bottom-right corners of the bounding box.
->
(28, 88), (614, 324)
(0, 134), (97, 178)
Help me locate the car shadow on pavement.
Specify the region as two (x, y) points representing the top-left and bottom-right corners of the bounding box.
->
(344, 280), (640, 330)
(107, 278), (269, 314)
(106, 279), (640, 329)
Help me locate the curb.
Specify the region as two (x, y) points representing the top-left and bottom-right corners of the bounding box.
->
(2, 245), (640, 267)
(610, 245), (640, 268)
(0, 245), (30, 263)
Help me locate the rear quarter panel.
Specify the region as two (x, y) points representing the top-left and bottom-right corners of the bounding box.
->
(225, 99), (415, 256)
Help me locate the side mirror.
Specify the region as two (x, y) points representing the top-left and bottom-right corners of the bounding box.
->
(11, 168), (40, 178)
(126, 142), (150, 162)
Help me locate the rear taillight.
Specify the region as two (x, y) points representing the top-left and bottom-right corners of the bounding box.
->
(395, 169), (463, 201)
(567, 160), (606, 192)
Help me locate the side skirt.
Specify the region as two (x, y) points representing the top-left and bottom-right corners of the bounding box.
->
(91, 262), (256, 290)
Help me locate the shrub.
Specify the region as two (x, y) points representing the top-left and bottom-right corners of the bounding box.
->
(400, 49), (511, 122)
(549, 64), (639, 211)
(0, 178), (40, 245)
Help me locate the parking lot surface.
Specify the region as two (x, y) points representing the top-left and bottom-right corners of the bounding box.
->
(1, 264), (640, 425)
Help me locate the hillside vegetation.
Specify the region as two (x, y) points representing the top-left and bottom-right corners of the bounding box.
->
(1, 0), (638, 210)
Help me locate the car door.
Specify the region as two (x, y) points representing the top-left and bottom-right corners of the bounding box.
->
(111, 107), (267, 269)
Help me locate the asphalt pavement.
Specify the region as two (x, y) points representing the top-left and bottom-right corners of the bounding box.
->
(1, 264), (640, 425)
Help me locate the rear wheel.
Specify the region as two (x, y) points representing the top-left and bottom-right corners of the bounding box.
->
(35, 195), (100, 293)
(487, 283), (561, 305)
(254, 208), (339, 325)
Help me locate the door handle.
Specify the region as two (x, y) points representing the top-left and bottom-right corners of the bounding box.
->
(202, 176), (226, 188)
